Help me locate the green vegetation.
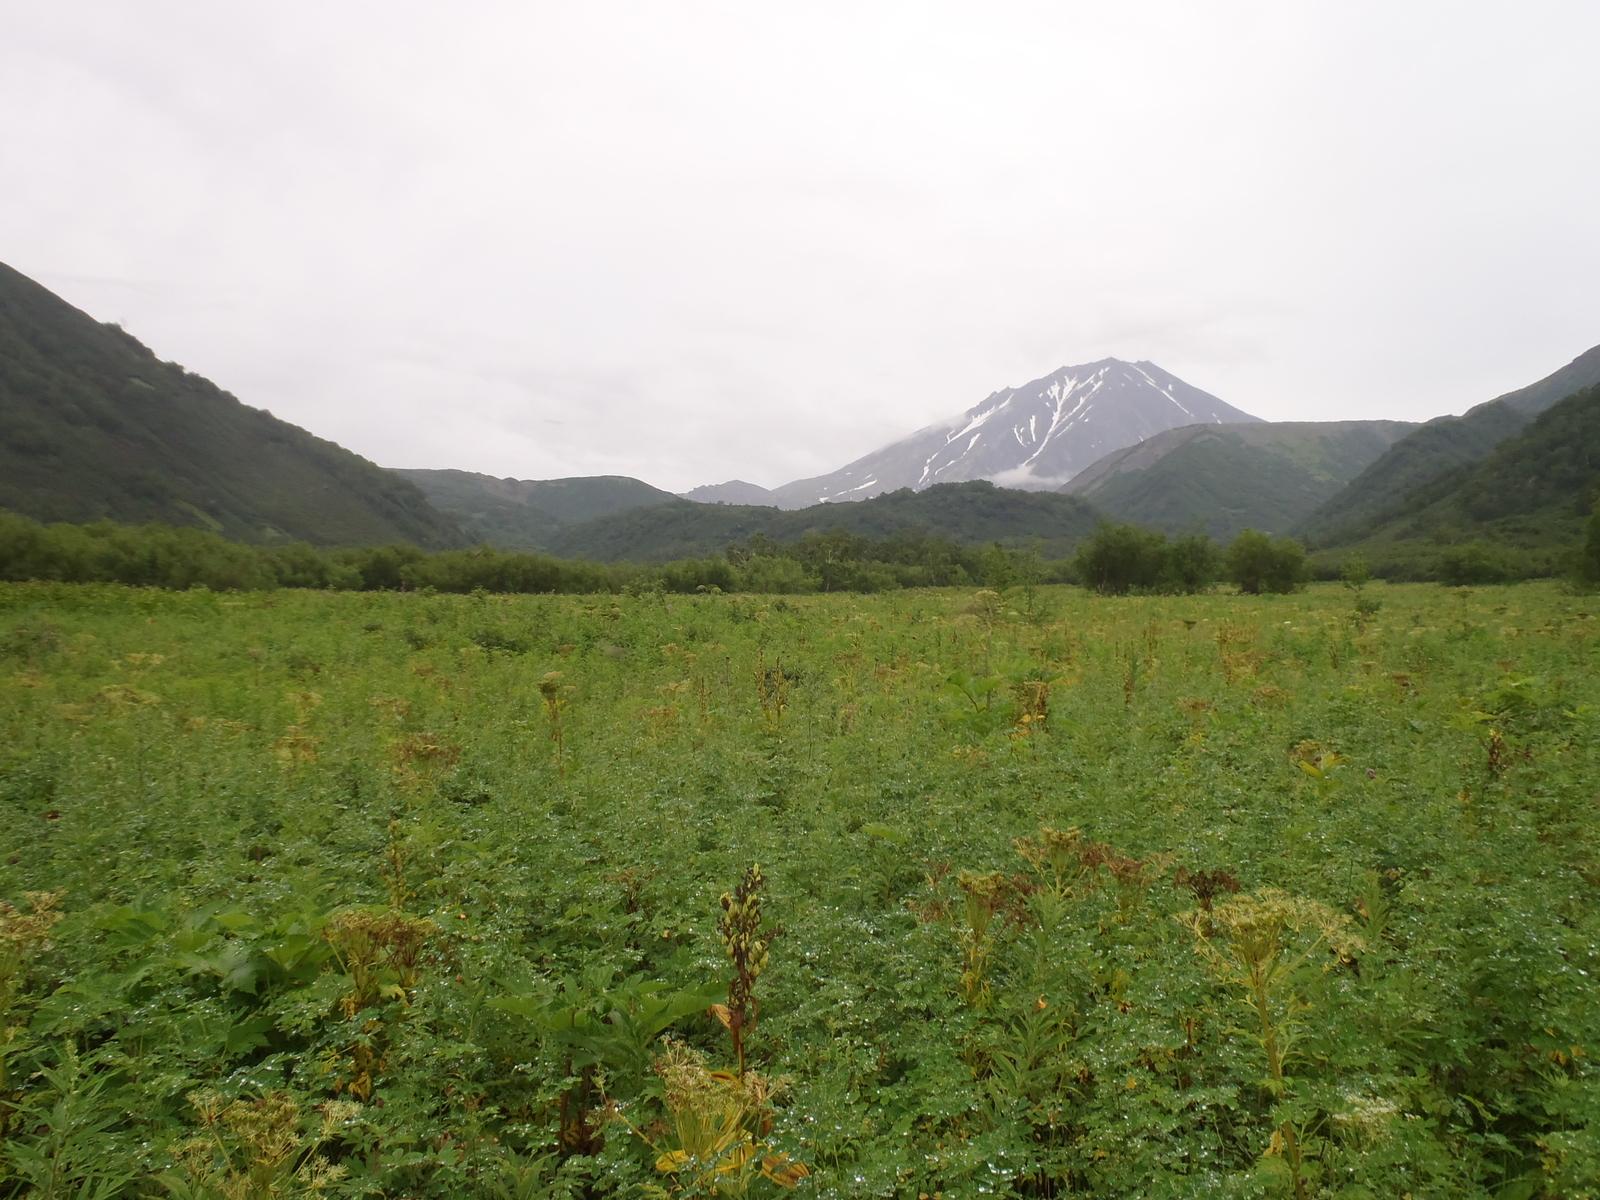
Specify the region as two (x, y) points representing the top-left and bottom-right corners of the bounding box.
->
(1298, 345), (1600, 555)
(0, 578), (1597, 1199)
(1070, 524), (1220, 595)
(1477, 342), (1600, 417)
(1297, 403), (1533, 551)
(0, 264), (467, 549)
(1224, 530), (1311, 595)
(0, 511), (1050, 596)
(393, 472), (681, 552)
(1065, 421), (1416, 542)
(0, 512), (607, 594)
(540, 482), (1103, 563)
(1070, 523), (1310, 597)
(1306, 384), (1600, 581)
(1582, 500), (1600, 587)
(0, 511), (1316, 600)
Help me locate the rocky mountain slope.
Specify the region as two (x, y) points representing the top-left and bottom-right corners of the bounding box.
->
(763, 359), (1259, 509)
(0, 262), (467, 548)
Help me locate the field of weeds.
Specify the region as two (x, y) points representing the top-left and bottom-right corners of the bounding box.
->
(1, 580), (1597, 1199)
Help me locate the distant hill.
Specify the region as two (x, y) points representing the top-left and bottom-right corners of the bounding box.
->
(0, 262), (467, 548)
(1059, 420), (1416, 542)
(681, 480), (776, 505)
(543, 480), (1105, 563)
(1312, 383), (1600, 577)
(767, 359), (1259, 508)
(394, 469), (678, 550)
(1298, 343), (1600, 549)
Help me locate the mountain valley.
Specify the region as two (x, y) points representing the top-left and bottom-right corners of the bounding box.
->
(3, 259), (1598, 581)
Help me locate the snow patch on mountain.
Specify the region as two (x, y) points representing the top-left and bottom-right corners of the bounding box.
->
(764, 358), (1259, 509)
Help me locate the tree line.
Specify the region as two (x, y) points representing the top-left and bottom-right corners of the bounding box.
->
(0, 509), (1321, 596)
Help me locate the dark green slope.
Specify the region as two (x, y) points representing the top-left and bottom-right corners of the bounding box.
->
(1296, 402), (1532, 547)
(1490, 342), (1600, 414)
(1065, 421), (1414, 541)
(544, 481), (1105, 563)
(0, 263), (467, 548)
(393, 468), (678, 550)
(1298, 343), (1600, 548)
(1084, 437), (1336, 540)
(546, 501), (783, 563)
(1321, 383), (1600, 576)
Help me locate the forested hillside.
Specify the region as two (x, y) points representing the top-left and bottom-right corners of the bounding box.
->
(1311, 383), (1600, 579)
(1487, 341), (1600, 415)
(1296, 402), (1532, 548)
(393, 469), (678, 550)
(1300, 343), (1600, 549)
(544, 481), (1104, 562)
(0, 263), (467, 548)
(1063, 420), (1414, 541)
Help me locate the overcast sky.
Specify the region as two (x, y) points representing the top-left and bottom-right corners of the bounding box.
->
(4, 2), (1598, 492)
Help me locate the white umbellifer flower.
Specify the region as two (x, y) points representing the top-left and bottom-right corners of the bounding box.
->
(1334, 1094), (1401, 1142)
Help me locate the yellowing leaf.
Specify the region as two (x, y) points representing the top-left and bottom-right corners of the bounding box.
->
(655, 1150), (690, 1173)
(762, 1154), (810, 1187)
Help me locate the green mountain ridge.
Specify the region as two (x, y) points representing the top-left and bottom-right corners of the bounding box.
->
(0, 262), (467, 548)
(1483, 342), (1600, 415)
(540, 481), (1105, 563)
(392, 468), (679, 550)
(1312, 382), (1600, 578)
(1297, 343), (1600, 549)
(1060, 420), (1417, 542)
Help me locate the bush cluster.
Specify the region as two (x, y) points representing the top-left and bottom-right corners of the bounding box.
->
(0, 510), (1336, 600)
(0, 511), (1064, 596)
(1072, 522), (1310, 595)
(1578, 497), (1600, 587)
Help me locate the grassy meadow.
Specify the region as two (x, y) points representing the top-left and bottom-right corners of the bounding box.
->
(1, 580), (1598, 1199)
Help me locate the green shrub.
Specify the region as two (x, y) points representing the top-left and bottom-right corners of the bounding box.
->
(1160, 531), (1221, 593)
(1072, 524), (1219, 595)
(731, 556), (808, 594)
(1224, 528), (1310, 593)
(0, 511), (275, 590)
(1579, 498), (1600, 586)
(1435, 539), (1524, 586)
(1072, 523), (1169, 594)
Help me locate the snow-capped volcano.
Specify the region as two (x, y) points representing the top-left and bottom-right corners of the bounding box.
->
(766, 359), (1259, 509)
